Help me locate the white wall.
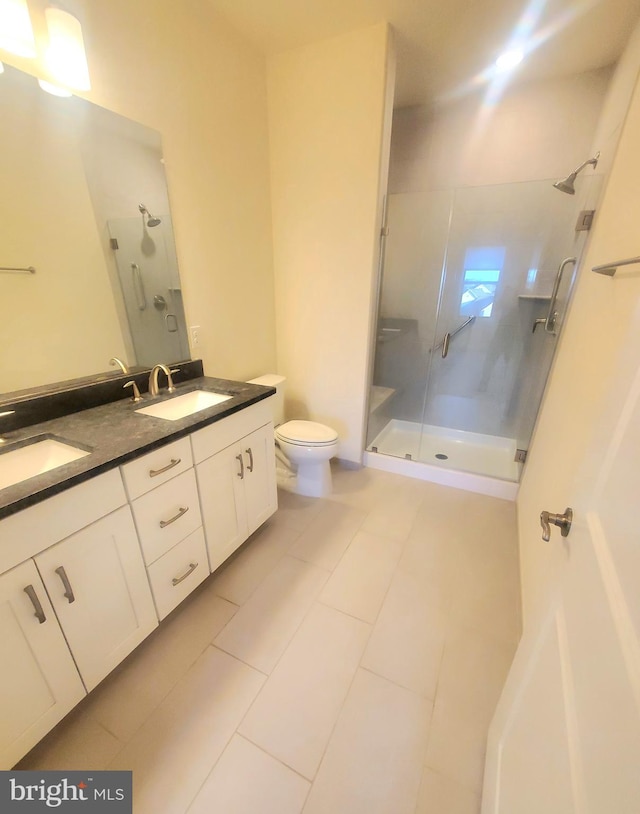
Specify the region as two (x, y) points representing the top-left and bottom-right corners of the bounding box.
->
(389, 68), (612, 192)
(517, 19), (640, 626)
(2, 0), (277, 384)
(268, 23), (395, 463)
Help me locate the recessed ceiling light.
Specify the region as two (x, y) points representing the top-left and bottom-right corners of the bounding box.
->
(495, 49), (524, 71)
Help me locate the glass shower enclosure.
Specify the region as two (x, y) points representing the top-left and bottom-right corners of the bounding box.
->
(366, 175), (601, 483)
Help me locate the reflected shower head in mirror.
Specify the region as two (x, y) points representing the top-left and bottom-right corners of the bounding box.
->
(138, 203), (161, 227)
(553, 152), (600, 194)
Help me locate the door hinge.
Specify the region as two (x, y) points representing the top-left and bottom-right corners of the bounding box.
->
(515, 449), (528, 463)
(109, 238), (119, 250)
(575, 210), (595, 232)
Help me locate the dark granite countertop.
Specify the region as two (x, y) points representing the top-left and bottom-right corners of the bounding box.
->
(0, 377), (275, 520)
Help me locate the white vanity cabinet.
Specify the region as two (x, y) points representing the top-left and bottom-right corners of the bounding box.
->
(192, 399), (277, 571)
(0, 559), (86, 769)
(0, 469), (157, 768)
(34, 506), (158, 692)
(123, 439), (209, 620)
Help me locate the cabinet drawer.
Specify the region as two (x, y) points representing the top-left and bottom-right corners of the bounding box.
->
(146, 528), (209, 620)
(121, 437), (193, 500)
(191, 398), (274, 463)
(131, 469), (202, 564)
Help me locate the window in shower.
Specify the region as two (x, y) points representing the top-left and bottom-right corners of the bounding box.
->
(459, 246), (505, 318)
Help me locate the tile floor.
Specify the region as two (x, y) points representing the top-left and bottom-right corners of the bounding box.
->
(18, 463), (522, 814)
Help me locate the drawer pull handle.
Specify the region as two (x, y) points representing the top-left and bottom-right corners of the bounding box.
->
(246, 447), (254, 473)
(24, 584), (46, 623)
(236, 454), (245, 480)
(149, 458), (181, 478)
(159, 506), (189, 528)
(54, 566), (75, 604)
(172, 562), (198, 586)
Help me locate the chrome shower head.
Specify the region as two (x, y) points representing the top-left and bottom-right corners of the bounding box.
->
(138, 203), (161, 227)
(553, 152), (600, 195)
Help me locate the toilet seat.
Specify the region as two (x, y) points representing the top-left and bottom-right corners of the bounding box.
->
(276, 420), (338, 447)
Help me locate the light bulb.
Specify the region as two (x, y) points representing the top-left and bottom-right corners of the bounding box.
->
(495, 49), (524, 72)
(0, 0), (36, 58)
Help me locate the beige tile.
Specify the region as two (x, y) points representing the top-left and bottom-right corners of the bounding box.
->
(17, 705), (122, 771)
(109, 647), (265, 814)
(187, 735), (309, 814)
(289, 501), (365, 571)
(319, 530), (403, 623)
(360, 479), (428, 542)
(329, 462), (398, 513)
(239, 603), (370, 779)
(415, 767), (480, 814)
(87, 588), (237, 742)
(302, 669), (431, 814)
(275, 490), (326, 532)
(361, 568), (446, 699)
(424, 694), (489, 795)
(214, 555), (329, 674)
(425, 625), (515, 794)
(212, 518), (301, 605)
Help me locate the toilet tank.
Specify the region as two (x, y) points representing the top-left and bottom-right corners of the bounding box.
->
(247, 374), (286, 426)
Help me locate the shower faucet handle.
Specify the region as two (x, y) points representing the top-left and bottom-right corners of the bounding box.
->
(540, 507), (573, 542)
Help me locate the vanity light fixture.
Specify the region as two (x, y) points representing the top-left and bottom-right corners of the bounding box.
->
(42, 6), (90, 92)
(0, 0), (36, 58)
(38, 78), (72, 96)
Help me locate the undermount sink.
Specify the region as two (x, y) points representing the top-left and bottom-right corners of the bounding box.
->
(0, 436), (91, 491)
(135, 389), (232, 421)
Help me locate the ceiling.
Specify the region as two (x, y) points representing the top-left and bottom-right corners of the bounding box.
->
(208, 0), (640, 107)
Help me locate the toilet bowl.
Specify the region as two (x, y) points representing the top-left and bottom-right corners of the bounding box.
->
(275, 420), (338, 498)
(247, 375), (339, 498)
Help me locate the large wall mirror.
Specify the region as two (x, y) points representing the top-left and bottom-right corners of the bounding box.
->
(0, 63), (190, 399)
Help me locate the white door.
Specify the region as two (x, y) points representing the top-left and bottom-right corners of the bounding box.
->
(35, 506), (157, 692)
(242, 424), (278, 536)
(483, 301), (640, 812)
(0, 559), (86, 768)
(196, 443), (246, 572)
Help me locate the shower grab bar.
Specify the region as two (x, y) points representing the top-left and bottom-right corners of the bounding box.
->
(592, 256), (640, 276)
(545, 257), (576, 335)
(132, 263), (147, 310)
(1, 266), (36, 274)
(432, 315), (476, 358)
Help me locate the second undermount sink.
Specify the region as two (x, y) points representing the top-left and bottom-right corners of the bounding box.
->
(0, 436), (91, 491)
(135, 389), (232, 421)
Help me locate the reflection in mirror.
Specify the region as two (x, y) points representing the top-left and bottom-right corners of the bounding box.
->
(0, 63), (190, 398)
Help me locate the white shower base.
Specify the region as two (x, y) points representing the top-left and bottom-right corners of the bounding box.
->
(365, 419), (520, 500)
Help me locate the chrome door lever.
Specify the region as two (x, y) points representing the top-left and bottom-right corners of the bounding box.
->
(540, 507), (573, 541)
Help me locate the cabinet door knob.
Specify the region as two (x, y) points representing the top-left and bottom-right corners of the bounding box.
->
(236, 454), (245, 480)
(24, 584), (46, 623)
(245, 448), (254, 473)
(54, 566), (75, 604)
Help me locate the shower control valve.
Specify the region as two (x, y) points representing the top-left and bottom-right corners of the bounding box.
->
(540, 507), (573, 542)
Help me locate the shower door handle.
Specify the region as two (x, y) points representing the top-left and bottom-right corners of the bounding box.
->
(545, 257), (576, 335)
(441, 332), (451, 358)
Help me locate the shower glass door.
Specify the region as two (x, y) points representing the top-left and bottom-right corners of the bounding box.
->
(367, 174), (602, 482)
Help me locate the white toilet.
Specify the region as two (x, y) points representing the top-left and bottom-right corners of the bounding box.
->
(248, 375), (339, 498)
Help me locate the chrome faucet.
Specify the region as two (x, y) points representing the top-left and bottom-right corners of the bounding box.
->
(110, 357), (129, 374)
(149, 364), (177, 397)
